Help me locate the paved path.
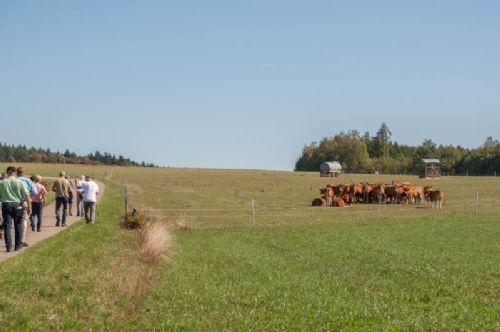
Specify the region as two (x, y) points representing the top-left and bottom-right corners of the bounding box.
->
(0, 181), (105, 263)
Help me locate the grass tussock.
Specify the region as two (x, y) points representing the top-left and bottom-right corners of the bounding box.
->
(113, 222), (174, 315)
(139, 222), (174, 265)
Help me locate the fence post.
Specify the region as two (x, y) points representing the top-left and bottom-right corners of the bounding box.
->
(378, 200), (381, 222)
(124, 182), (129, 215)
(475, 192), (479, 214)
(252, 198), (256, 226)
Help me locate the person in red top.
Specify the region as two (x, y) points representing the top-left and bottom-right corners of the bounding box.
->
(30, 175), (46, 232)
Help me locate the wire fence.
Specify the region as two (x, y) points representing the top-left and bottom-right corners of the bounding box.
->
(129, 194), (500, 229)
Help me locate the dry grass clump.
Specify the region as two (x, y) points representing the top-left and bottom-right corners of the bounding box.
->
(120, 208), (174, 265)
(139, 222), (174, 265)
(115, 211), (175, 308)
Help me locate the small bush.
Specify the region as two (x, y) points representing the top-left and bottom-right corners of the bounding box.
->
(120, 209), (152, 230)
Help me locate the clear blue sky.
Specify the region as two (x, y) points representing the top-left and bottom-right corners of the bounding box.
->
(1, 1), (499, 170)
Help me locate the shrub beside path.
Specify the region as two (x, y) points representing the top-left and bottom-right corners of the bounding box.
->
(0, 181), (105, 263)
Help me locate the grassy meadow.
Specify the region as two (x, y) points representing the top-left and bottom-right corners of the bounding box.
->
(0, 163), (499, 330)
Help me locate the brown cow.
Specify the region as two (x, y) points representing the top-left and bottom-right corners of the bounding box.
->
(403, 185), (419, 205)
(371, 184), (386, 204)
(333, 197), (347, 207)
(349, 183), (363, 203)
(426, 189), (444, 209)
(362, 183), (374, 204)
(423, 186), (433, 205)
(333, 185), (343, 197)
(341, 184), (351, 194)
(312, 198), (327, 206)
(393, 185), (405, 204)
(384, 185), (398, 204)
(413, 185), (424, 205)
(401, 184), (418, 204)
(342, 193), (352, 205)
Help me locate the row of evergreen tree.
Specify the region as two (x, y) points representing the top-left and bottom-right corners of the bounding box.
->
(0, 143), (156, 167)
(295, 123), (499, 175)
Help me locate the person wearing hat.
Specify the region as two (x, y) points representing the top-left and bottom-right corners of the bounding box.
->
(0, 166), (32, 252)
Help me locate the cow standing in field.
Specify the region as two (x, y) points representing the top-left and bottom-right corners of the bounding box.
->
(404, 185), (418, 205)
(349, 183), (363, 203)
(401, 184), (418, 204)
(332, 185), (342, 197)
(384, 185), (399, 204)
(362, 183), (374, 204)
(371, 184), (386, 204)
(395, 185), (406, 204)
(426, 189), (444, 209)
(341, 184), (351, 196)
(423, 186), (433, 205)
(413, 186), (424, 205)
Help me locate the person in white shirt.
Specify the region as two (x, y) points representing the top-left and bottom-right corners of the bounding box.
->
(75, 175), (86, 217)
(81, 176), (99, 224)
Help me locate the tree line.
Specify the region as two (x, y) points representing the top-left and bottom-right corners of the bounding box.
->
(0, 143), (157, 167)
(295, 123), (500, 176)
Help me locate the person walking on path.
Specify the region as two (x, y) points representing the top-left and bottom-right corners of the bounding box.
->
(66, 176), (74, 217)
(75, 175), (85, 217)
(52, 171), (71, 227)
(17, 167), (37, 247)
(0, 166), (31, 252)
(30, 175), (46, 232)
(81, 175), (99, 224)
(0, 173), (4, 240)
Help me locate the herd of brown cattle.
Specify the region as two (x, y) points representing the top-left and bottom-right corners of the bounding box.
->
(312, 181), (444, 208)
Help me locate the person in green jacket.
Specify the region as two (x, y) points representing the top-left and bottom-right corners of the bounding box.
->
(0, 166), (31, 252)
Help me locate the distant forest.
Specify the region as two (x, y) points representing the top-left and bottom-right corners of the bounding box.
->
(0, 143), (156, 167)
(295, 123), (500, 176)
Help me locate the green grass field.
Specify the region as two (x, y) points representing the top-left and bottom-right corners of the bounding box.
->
(0, 163), (498, 330)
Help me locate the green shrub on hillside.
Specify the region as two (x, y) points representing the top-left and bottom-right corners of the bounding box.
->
(121, 209), (152, 230)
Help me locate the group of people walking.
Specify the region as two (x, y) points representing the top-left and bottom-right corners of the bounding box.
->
(0, 166), (99, 252)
